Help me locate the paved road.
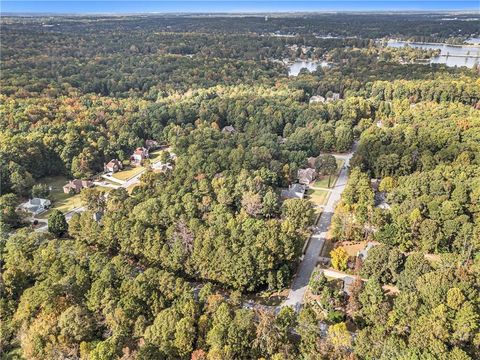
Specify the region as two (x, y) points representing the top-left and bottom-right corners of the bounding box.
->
(283, 144), (356, 309)
(34, 206), (85, 232)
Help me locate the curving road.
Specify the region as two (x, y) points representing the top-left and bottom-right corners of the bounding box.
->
(283, 144), (357, 309)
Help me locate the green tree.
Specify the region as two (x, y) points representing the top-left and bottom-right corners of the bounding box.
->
(48, 209), (68, 237)
(327, 322), (352, 351)
(315, 154), (338, 187)
(10, 169), (34, 196)
(0, 193), (22, 230)
(31, 184), (50, 199)
(331, 247), (349, 271)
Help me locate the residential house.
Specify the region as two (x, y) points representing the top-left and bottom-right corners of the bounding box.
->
(307, 156), (317, 168)
(280, 183), (306, 200)
(309, 95), (326, 104)
(63, 179), (94, 194)
(342, 276), (356, 296)
(357, 242), (377, 261)
(131, 147), (149, 164)
(371, 179), (391, 209)
(152, 162), (173, 172)
(93, 211), (104, 222)
(145, 139), (159, 150)
(20, 198), (51, 216)
(104, 159), (123, 173)
(297, 168), (317, 185)
(326, 92), (341, 102)
(221, 125), (236, 134)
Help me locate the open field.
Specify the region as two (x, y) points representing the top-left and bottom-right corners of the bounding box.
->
(35, 176), (83, 218)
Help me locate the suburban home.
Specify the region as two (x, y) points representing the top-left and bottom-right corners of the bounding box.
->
(145, 139), (159, 150)
(93, 211), (104, 222)
(342, 276), (356, 296)
(326, 92), (341, 102)
(63, 179), (94, 194)
(20, 198), (51, 216)
(357, 242), (377, 261)
(131, 147), (149, 164)
(309, 95), (326, 104)
(371, 179), (391, 209)
(221, 125), (236, 134)
(104, 159), (123, 173)
(281, 183), (306, 200)
(298, 168), (317, 185)
(153, 162), (173, 172)
(307, 156), (317, 168)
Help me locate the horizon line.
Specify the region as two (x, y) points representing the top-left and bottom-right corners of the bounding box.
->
(2, 10), (480, 15)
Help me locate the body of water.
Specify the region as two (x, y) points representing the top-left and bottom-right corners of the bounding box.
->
(387, 40), (480, 68)
(288, 60), (329, 76)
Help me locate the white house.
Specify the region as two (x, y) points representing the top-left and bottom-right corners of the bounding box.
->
(131, 147), (149, 164)
(309, 95), (326, 104)
(20, 198), (52, 216)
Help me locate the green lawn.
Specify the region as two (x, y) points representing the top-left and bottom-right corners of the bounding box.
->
(306, 188), (330, 206)
(313, 177), (333, 189)
(111, 166), (145, 181)
(35, 176), (83, 218)
(313, 159), (345, 188)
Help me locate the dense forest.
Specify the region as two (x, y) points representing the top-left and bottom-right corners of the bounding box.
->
(1, 13), (479, 360)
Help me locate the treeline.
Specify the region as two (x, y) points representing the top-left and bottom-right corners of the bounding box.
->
(4, 13), (477, 41)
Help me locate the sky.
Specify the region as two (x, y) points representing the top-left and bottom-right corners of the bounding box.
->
(1, 1), (479, 14)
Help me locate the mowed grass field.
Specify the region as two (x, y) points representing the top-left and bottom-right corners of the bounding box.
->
(35, 176), (83, 218)
(313, 158), (345, 188)
(306, 188), (330, 206)
(111, 166), (145, 181)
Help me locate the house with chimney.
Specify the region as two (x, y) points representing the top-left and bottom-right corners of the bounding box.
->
(20, 198), (51, 216)
(63, 179), (94, 194)
(104, 159), (123, 173)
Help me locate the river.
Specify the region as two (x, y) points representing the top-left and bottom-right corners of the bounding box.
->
(387, 40), (480, 68)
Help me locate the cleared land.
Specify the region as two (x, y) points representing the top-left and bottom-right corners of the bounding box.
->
(36, 176), (83, 218)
